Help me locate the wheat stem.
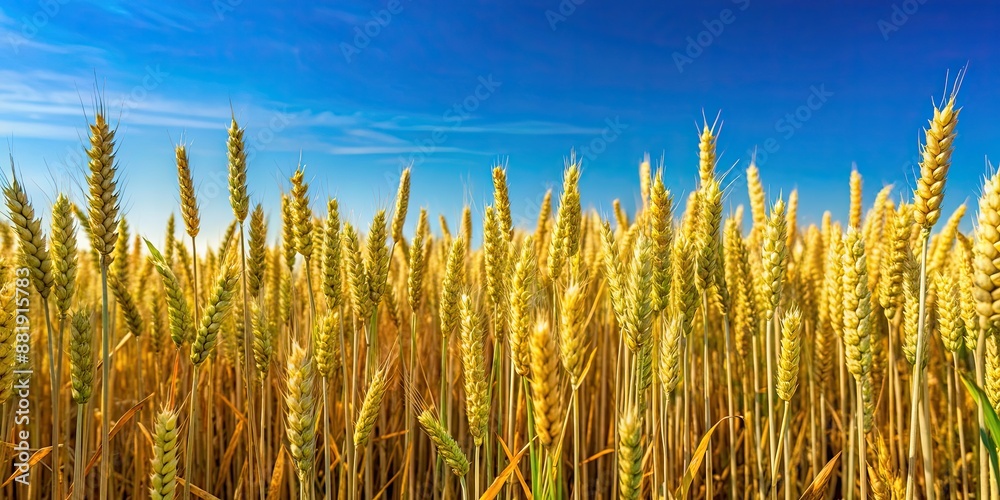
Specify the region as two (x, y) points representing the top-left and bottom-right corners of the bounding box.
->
(407, 309), (417, 500)
(98, 263), (112, 500)
(238, 225), (263, 499)
(73, 402), (87, 499)
(770, 401), (790, 496)
(438, 331), (448, 494)
(858, 379), (868, 500)
(572, 386), (580, 500)
(953, 355), (971, 499)
(700, 292), (714, 499)
(846, 410), (858, 500)
(722, 313), (737, 500)
(751, 320), (765, 500)
(765, 316), (777, 492)
(183, 365), (199, 500)
(889, 319), (906, 471)
(523, 376), (539, 494)
(918, 383), (935, 499)
(339, 309), (355, 500)
(976, 327), (989, 500)
(320, 377), (331, 500)
(37, 299), (62, 499)
(904, 236), (929, 500)
(473, 444), (480, 499)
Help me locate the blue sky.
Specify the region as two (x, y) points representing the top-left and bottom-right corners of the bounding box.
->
(1, 0), (997, 245)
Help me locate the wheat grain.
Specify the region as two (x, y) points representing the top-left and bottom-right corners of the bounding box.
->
(698, 123), (717, 186)
(285, 340), (317, 482)
(974, 169), (1000, 333)
(492, 166), (513, 240)
(650, 172), (673, 314)
(86, 113), (122, 261)
(777, 305), (802, 401)
(69, 310), (94, 404)
(761, 198), (788, 319)
(407, 208), (429, 311)
(146, 240), (194, 346)
(4, 172), (53, 298)
(746, 163), (767, 235)
(313, 310), (339, 380)
(913, 85), (960, 232)
(227, 117), (249, 223)
(354, 361), (391, 447)
(110, 270), (144, 337)
(290, 167), (314, 260)
(50, 194), (78, 318)
(391, 167), (411, 245)
(530, 317), (562, 450)
(617, 404), (643, 500)
(248, 203), (267, 298)
(559, 280), (589, 387)
(548, 161), (581, 282)
(175, 144), (199, 239)
(508, 238), (536, 377)
(251, 300), (275, 378)
(849, 168), (863, 230)
(929, 203), (967, 274)
(190, 250), (239, 365)
(483, 206), (508, 315)
(459, 294), (489, 446)
(417, 409), (469, 477)
(149, 408), (180, 500)
(439, 237), (465, 339)
(624, 234), (653, 352)
(365, 210), (390, 307)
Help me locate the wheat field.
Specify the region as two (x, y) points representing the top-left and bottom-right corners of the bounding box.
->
(0, 74), (994, 500)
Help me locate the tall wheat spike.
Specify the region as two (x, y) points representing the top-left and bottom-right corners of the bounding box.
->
(913, 80), (961, 233)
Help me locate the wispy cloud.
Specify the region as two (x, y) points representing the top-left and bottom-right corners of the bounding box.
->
(344, 128), (408, 144)
(0, 71), (293, 137)
(75, 1), (196, 32)
(379, 120), (609, 135)
(0, 66), (605, 162)
(0, 120), (80, 140)
(313, 7), (367, 27)
(117, 112), (222, 131)
(295, 110), (365, 128)
(322, 145), (482, 155)
(0, 23), (105, 58)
